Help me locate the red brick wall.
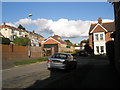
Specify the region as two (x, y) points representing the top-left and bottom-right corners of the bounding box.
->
(89, 34), (93, 49)
(1, 45), (44, 60)
(92, 25), (106, 33)
(105, 32), (113, 42)
(2, 45), (29, 60)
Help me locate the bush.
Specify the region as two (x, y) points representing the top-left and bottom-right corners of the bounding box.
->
(13, 37), (31, 46)
(0, 37), (11, 45)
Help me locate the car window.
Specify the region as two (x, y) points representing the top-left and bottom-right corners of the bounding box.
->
(51, 54), (68, 59)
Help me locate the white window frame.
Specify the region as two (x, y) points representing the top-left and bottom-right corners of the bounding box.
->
(93, 32), (105, 41)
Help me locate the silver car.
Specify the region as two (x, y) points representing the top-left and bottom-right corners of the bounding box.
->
(47, 53), (77, 70)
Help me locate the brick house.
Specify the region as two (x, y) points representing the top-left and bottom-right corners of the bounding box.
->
(42, 34), (67, 53)
(89, 18), (115, 55)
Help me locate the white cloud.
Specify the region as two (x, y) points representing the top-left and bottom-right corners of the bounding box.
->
(14, 18), (114, 37)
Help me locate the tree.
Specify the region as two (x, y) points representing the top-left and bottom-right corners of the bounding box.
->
(80, 39), (89, 46)
(13, 37), (31, 46)
(0, 37), (11, 45)
(64, 40), (73, 46)
(18, 24), (26, 30)
(84, 44), (93, 55)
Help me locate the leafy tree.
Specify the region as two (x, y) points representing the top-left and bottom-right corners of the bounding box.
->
(18, 24), (26, 30)
(13, 37), (31, 46)
(64, 40), (73, 46)
(0, 37), (11, 45)
(80, 39), (89, 46)
(84, 44), (93, 55)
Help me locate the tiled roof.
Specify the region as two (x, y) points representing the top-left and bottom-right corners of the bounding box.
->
(89, 22), (115, 33)
(53, 37), (67, 44)
(0, 22), (44, 38)
(0, 24), (25, 32)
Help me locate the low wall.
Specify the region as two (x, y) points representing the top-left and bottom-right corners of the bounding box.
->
(30, 46), (44, 58)
(1, 44), (45, 69)
(59, 47), (75, 53)
(1, 45), (45, 60)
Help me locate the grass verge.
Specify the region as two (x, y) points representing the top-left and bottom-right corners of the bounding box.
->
(14, 57), (48, 66)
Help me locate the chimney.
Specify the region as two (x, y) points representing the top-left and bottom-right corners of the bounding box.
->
(3, 22), (6, 26)
(33, 30), (35, 33)
(98, 18), (102, 24)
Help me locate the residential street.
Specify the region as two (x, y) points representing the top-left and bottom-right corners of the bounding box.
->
(2, 56), (120, 89)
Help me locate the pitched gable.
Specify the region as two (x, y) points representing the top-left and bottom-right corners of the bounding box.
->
(44, 38), (61, 45)
(90, 24), (108, 33)
(89, 22), (115, 34)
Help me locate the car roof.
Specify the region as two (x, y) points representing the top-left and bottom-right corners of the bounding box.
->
(54, 53), (72, 55)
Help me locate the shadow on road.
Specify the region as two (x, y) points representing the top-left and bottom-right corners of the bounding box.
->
(24, 56), (120, 88)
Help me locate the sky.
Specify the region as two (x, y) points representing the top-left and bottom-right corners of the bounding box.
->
(2, 2), (114, 43)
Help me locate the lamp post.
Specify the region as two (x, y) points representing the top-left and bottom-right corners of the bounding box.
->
(27, 14), (32, 58)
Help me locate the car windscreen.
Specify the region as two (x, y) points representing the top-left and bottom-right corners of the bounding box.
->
(51, 54), (68, 59)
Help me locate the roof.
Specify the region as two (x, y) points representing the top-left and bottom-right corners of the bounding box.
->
(89, 22), (115, 33)
(0, 24), (25, 32)
(53, 37), (67, 44)
(0, 22), (44, 38)
(28, 31), (44, 38)
(44, 37), (67, 44)
(46, 34), (66, 44)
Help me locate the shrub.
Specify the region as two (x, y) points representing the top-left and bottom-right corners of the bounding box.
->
(0, 37), (11, 45)
(13, 37), (31, 46)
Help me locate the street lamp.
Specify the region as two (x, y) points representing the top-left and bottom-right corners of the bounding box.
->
(28, 14), (32, 17)
(27, 14), (32, 58)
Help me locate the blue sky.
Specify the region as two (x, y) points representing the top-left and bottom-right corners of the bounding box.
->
(2, 2), (114, 43)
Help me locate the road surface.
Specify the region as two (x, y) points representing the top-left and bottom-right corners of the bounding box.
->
(2, 56), (120, 88)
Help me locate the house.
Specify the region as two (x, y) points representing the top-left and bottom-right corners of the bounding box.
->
(28, 30), (44, 47)
(0, 22), (26, 41)
(0, 22), (44, 47)
(89, 18), (115, 55)
(42, 34), (67, 53)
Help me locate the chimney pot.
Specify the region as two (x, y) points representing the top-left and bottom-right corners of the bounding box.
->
(98, 18), (102, 24)
(3, 22), (6, 25)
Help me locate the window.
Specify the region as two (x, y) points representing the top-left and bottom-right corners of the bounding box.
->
(11, 29), (14, 33)
(96, 46), (99, 53)
(100, 46), (104, 52)
(95, 34), (99, 40)
(100, 34), (103, 40)
(19, 31), (22, 35)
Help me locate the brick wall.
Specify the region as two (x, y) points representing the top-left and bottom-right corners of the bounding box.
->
(1, 45), (44, 60)
(2, 44), (29, 60)
(89, 34), (93, 49)
(105, 32), (113, 42)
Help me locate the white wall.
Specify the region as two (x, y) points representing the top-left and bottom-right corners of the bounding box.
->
(93, 32), (106, 55)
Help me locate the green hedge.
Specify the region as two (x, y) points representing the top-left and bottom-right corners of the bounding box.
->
(14, 57), (48, 66)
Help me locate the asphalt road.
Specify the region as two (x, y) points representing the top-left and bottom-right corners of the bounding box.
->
(2, 56), (120, 89)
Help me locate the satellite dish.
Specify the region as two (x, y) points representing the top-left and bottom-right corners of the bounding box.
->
(28, 14), (32, 17)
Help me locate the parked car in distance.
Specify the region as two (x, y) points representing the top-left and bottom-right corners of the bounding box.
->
(77, 50), (89, 56)
(47, 53), (77, 70)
